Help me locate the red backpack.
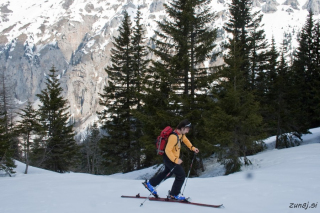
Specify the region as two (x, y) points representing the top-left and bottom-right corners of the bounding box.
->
(155, 126), (179, 155)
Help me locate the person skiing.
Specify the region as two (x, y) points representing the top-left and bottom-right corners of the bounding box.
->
(143, 119), (199, 200)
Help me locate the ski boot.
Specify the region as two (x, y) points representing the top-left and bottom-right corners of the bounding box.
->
(167, 191), (189, 201)
(142, 180), (158, 198)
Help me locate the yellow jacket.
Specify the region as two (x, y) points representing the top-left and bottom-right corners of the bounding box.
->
(165, 132), (195, 164)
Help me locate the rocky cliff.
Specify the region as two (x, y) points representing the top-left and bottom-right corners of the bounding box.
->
(0, 0), (318, 134)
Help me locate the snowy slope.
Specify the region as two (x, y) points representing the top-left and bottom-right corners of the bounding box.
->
(1, 129), (319, 213)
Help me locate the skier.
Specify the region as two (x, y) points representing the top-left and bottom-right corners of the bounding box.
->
(143, 119), (199, 200)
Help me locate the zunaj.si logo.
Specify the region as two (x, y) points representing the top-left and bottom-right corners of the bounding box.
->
(289, 202), (318, 210)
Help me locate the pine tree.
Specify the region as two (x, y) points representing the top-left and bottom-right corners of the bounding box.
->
(205, 0), (266, 174)
(312, 21), (320, 126)
(260, 38), (301, 148)
(152, 0), (217, 104)
(275, 46), (302, 148)
(138, 0), (218, 168)
(36, 66), (77, 173)
(131, 7), (150, 169)
(207, 38), (265, 175)
(132, 7), (150, 112)
(291, 11), (317, 130)
(15, 101), (42, 174)
(134, 60), (178, 166)
(0, 66), (16, 133)
(224, 0), (251, 88)
(256, 37), (279, 135)
(0, 111), (15, 175)
(0, 66), (16, 174)
(79, 122), (103, 174)
(98, 11), (138, 173)
(248, 14), (269, 91)
(224, 0), (268, 90)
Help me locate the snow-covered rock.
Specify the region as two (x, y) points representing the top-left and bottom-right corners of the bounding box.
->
(262, 0), (280, 13)
(0, 0), (319, 133)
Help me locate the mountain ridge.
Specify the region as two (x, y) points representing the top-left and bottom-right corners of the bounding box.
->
(0, 0), (318, 135)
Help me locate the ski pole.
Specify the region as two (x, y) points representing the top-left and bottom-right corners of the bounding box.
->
(181, 152), (196, 195)
(140, 165), (177, 207)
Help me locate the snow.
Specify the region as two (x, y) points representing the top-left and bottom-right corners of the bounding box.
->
(260, 5), (309, 49)
(2, 0), (319, 53)
(1, 128), (319, 213)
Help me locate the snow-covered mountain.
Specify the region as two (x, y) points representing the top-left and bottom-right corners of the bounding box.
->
(0, 0), (319, 133)
(1, 128), (319, 213)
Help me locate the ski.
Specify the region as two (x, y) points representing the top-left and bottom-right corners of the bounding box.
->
(121, 194), (148, 199)
(121, 194), (223, 208)
(149, 197), (223, 208)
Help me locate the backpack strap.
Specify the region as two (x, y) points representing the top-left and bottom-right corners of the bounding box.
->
(171, 131), (180, 151)
(171, 131), (180, 144)
(164, 131), (180, 153)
